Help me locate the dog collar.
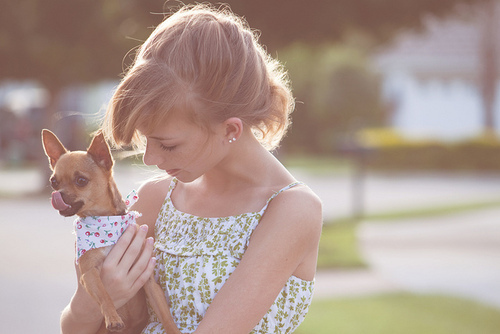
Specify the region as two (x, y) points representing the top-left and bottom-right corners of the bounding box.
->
(74, 190), (141, 263)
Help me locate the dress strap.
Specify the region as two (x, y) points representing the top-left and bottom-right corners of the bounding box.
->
(259, 181), (304, 215)
(166, 177), (178, 200)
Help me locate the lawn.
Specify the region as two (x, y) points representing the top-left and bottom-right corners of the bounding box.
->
(317, 220), (365, 269)
(295, 293), (500, 334)
(313, 197), (500, 333)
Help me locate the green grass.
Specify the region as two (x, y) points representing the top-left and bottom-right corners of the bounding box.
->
(296, 293), (500, 334)
(317, 221), (365, 269)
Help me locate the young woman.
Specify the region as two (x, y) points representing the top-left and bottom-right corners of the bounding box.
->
(61, 4), (322, 333)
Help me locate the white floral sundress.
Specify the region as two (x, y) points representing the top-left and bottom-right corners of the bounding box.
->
(141, 178), (315, 334)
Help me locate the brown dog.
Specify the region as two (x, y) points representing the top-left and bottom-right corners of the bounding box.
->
(42, 129), (179, 334)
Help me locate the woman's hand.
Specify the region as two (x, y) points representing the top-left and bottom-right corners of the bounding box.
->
(61, 180), (169, 334)
(61, 224), (155, 333)
(100, 223), (157, 309)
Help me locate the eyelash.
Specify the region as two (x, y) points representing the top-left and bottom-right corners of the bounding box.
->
(160, 144), (176, 152)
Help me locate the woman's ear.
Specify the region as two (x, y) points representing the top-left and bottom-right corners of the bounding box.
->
(223, 117), (243, 143)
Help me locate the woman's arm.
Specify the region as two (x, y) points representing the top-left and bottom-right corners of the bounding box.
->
(60, 178), (167, 334)
(194, 186), (323, 333)
(60, 273), (106, 334)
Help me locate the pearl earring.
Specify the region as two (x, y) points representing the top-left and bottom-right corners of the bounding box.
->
(229, 137), (236, 143)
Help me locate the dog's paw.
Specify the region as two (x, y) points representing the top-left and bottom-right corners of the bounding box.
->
(106, 320), (125, 332)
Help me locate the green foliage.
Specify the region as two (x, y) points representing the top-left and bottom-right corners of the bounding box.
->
(358, 128), (500, 171)
(211, 0), (489, 50)
(0, 0), (165, 89)
(296, 293), (500, 334)
(279, 43), (387, 153)
(1, 0), (490, 149)
(1, 0), (488, 87)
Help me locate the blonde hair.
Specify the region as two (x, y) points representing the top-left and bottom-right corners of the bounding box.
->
(103, 3), (294, 151)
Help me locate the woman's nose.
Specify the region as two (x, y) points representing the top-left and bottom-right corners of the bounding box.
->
(143, 142), (162, 166)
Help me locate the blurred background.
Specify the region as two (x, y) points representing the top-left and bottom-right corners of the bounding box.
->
(1, 0), (500, 333)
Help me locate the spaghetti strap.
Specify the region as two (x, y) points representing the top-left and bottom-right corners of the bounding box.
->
(259, 181), (304, 215)
(165, 177), (178, 200)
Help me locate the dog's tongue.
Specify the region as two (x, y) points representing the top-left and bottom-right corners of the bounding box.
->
(51, 191), (71, 211)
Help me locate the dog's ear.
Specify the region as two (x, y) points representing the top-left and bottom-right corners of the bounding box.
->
(41, 129), (68, 169)
(87, 131), (113, 170)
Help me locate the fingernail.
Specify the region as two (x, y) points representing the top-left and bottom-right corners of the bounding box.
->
(146, 237), (154, 245)
(140, 224), (148, 232)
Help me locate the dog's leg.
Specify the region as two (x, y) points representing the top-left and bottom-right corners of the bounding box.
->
(80, 267), (125, 332)
(143, 274), (181, 334)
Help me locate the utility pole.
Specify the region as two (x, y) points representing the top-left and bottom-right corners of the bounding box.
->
(480, 0), (498, 137)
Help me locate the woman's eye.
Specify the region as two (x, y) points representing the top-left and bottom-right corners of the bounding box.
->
(160, 144), (177, 152)
(75, 176), (89, 187)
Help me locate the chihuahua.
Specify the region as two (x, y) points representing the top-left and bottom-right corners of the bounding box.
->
(41, 129), (179, 334)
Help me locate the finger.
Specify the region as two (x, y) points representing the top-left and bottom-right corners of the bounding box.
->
(119, 224), (149, 270)
(129, 236), (155, 279)
(105, 223), (137, 268)
(131, 257), (157, 292)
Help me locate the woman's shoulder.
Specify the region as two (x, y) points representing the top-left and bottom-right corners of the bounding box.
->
(264, 182), (323, 234)
(246, 181), (322, 280)
(281, 183), (322, 216)
(131, 175), (173, 236)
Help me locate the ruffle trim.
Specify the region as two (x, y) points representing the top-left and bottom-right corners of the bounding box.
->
(155, 198), (261, 258)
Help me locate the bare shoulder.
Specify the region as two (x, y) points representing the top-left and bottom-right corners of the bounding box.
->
(244, 183), (322, 280)
(260, 183), (323, 242)
(130, 176), (172, 237)
(271, 184), (322, 222)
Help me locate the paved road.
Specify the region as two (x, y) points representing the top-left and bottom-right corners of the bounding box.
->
(1, 166), (500, 333)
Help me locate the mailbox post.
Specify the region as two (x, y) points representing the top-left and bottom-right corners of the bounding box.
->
(338, 130), (372, 222)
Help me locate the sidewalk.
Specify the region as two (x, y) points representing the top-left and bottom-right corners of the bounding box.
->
(358, 208), (500, 309)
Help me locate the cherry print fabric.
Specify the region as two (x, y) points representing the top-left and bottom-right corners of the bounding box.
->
(74, 190), (141, 263)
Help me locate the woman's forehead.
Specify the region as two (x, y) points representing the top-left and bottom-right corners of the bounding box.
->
(139, 110), (199, 138)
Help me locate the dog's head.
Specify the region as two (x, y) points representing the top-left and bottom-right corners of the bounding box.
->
(41, 129), (126, 217)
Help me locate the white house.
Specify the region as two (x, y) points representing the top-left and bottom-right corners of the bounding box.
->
(372, 2), (500, 141)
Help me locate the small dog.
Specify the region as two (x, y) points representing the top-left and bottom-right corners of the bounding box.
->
(42, 129), (179, 334)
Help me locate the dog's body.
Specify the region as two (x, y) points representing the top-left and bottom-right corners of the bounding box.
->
(42, 129), (179, 334)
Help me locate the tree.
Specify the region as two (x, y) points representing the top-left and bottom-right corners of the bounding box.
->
(0, 0), (490, 141)
(280, 44), (387, 153)
(179, 0), (490, 50)
(1, 0), (488, 120)
(0, 0), (165, 127)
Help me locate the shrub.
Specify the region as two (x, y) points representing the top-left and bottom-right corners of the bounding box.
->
(353, 128), (500, 171)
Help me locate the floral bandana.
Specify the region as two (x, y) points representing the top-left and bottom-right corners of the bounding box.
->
(74, 190), (141, 263)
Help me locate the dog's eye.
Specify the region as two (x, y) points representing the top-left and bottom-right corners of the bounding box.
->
(50, 177), (59, 189)
(75, 176), (89, 187)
